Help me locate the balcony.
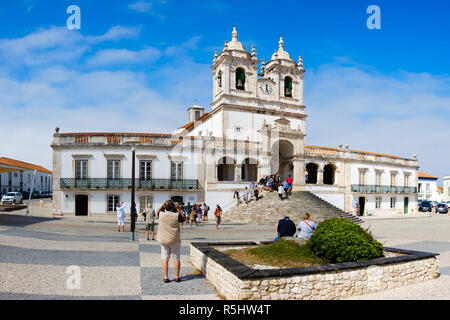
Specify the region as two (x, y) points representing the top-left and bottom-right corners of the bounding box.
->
(351, 184), (417, 194)
(60, 178), (198, 191)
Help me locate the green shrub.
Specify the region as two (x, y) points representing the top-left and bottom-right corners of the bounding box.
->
(307, 218), (384, 263)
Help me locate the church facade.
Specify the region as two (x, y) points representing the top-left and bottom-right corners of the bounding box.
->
(51, 28), (419, 217)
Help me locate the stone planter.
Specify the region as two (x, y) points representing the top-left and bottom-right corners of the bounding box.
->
(190, 241), (439, 300)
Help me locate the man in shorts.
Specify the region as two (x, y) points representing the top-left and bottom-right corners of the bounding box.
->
(143, 204), (156, 240)
(214, 205), (222, 229)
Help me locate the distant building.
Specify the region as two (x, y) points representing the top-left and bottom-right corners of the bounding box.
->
(443, 176), (450, 202)
(0, 157), (52, 194)
(417, 171), (441, 202)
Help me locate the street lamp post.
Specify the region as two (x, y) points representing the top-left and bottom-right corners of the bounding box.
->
(131, 143), (136, 241)
(126, 139), (140, 241)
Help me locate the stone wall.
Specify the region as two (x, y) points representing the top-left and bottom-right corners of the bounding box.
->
(190, 242), (439, 300)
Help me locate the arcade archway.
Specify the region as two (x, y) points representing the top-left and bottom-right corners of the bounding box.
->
(271, 140), (294, 180)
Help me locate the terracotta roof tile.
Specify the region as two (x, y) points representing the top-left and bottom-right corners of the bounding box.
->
(0, 157), (52, 174)
(418, 171), (438, 179)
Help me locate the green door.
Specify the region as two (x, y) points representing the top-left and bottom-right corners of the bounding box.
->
(404, 197), (409, 214)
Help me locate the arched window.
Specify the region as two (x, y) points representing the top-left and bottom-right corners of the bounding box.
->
(284, 76), (293, 97)
(217, 71), (222, 88)
(241, 158), (258, 182)
(323, 164), (336, 185)
(217, 157), (235, 181)
(236, 68), (245, 90)
(306, 163), (319, 184)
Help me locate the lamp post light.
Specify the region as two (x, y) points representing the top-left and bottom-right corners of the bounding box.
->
(126, 138), (140, 241)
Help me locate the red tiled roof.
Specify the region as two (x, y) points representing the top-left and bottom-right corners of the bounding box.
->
(418, 171), (438, 179)
(178, 112), (211, 131)
(0, 157), (52, 174)
(305, 145), (403, 159)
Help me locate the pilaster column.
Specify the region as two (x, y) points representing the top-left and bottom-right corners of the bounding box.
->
(317, 168), (324, 185)
(335, 170), (340, 186)
(234, 164), (242, 182)
(293, 159), (305, 186)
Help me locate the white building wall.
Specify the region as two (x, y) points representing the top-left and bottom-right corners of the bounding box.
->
(443, 176), (450, 202)
(0, 170), (52, 194)
(418, 178), (441, 202)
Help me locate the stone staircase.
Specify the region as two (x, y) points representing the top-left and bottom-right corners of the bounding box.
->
(222, 190), (363, 225)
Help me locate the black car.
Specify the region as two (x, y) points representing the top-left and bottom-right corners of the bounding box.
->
(31, 191), (41, 199)
(418, 201), (432, 212)
(436, 203), (448, 214)
(21, 191), (30, 200)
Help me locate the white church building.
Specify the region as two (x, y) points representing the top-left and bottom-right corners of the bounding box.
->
(51, 27), (419, 217)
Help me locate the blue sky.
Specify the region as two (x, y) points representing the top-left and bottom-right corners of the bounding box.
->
(0, 0), (449, 183)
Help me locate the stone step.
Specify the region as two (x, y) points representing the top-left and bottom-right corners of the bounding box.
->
(223, 190), (363, 225)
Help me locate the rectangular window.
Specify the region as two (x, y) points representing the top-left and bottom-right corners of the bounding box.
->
(390, 197), (396, 209)
(404, 174), (410, 187)
(140, 196), (153, 212)
(359, 170), (366, 186)
(376, 197), (382, 209)
(375, 172), (382, 186)
(426, 184), (430, 193)
(107, 160), (120, 180)
(195, 110), (201, 121)
(139, 161), (152, 180)
(390, 173), (397, 187)
(107, 195), (120, 212)
(171, 161), (183, 180)
(75, 160), (88, 180)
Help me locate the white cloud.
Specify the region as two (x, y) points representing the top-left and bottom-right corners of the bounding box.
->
(0, 26), (141, 67)
(85, 47), (161, 67)
(128, 0), (166, 18)
(129, 0), (153, 13)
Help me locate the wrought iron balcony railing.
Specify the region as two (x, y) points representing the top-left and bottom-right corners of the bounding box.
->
(60, 178), (198, 190)
(351, 184), (417, 194)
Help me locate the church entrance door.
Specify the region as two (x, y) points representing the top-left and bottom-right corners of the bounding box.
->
(271, 140), (294, 180)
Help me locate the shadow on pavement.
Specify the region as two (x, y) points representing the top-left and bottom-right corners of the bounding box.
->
(0, 213), (59, 227)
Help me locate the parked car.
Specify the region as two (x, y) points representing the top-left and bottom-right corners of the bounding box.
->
(31, 191), (41, 199)
(1, 192), (23, 204)
(40, 191), (49, 198)
(418, 200), (432, 212)
(21, 191), (30, 200)
(430, 201), (438, 209)
(436, 203), (449, 214)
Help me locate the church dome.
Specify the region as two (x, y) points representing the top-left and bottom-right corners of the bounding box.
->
(271, 37), (293, 61)
(226, 26), (247, 52)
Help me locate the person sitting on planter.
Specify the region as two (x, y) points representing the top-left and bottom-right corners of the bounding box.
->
(297, 213), (317, 240)
(276, 216), (296, 241)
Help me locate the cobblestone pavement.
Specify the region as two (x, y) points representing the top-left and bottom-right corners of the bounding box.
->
(0, 211), (449, 300)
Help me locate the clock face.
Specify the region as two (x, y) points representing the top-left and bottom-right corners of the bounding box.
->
(260, 82), (272, 94)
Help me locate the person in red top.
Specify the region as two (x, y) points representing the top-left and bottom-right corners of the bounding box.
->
(286, 175), (293, 195)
